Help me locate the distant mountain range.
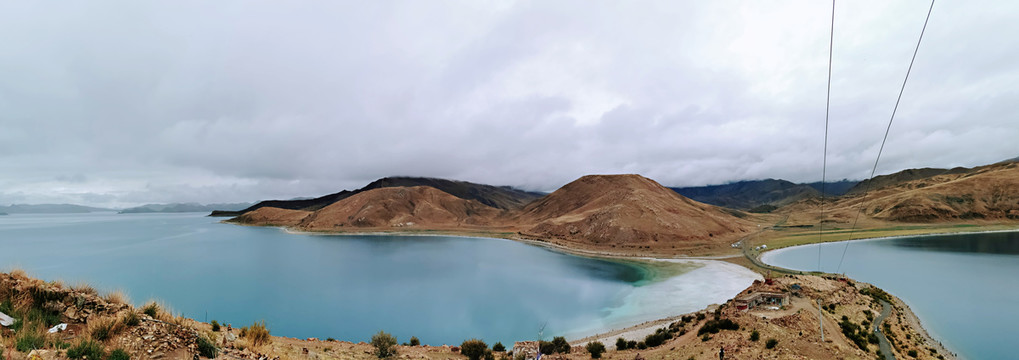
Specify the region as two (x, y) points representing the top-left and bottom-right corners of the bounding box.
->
(669, 179), (858, 212)
(0, 204), (115, 214)
(222, 157), (1019, 255)
(119, 202), (252, 214)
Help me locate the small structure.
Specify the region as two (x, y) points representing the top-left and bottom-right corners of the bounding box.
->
(734, 291), (790, 311)
(789, 283), (802, 297)
(513, 341), (539, 359)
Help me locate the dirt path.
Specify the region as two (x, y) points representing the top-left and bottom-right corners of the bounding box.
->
(874, 300), (895, 360)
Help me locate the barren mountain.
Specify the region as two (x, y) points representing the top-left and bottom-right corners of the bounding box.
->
(780, 161), (1019, 223)
(211, 177), (540, 217)
(231, 207), (312, 227)
(297, 186), (503, 230)
(515, 175), (754, 252)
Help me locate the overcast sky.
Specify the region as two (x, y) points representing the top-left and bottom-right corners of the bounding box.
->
(1, 1), (1016, 208)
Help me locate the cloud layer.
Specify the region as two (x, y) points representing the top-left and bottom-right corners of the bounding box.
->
(1, 0), (1016, 207)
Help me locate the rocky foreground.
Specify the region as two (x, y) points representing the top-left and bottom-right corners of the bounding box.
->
(1, 270), (953, 360)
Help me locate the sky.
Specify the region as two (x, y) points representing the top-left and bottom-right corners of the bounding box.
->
(1, 1), (1017, 208)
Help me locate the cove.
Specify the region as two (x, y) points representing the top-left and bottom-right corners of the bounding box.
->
(0, 212), (758, 346)
(761, 231), (1019, 360)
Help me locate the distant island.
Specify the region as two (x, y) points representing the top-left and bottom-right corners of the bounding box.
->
(119, 202), (252, 214)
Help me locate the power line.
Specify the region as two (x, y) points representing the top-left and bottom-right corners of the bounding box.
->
(818, 0), (835, 273)
(836, 0), (937, 274)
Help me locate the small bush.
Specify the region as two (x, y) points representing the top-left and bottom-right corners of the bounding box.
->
(142, 302), (160, 318)
(615, 338), (628, 350)
(750, 330), (760, 342)
(907, 349), (918, 358)
(371, 330), (398, 358)
(90, 317), (125, 341)
(696, 313), (706, 321)
(765, 338), (778, 349)
(211, 320), (221, 332)
(550, 336), (571, 354)
(197, 335), (219, 358)
(461, 339), (488, 360)
(698, 319), (740, 335)
(492, 342), (504, 352)
(16, 330), (46, 352)
(585, 341), (605, 359)
(67, 339), (106, 360)
(635, 342), (647, 350)
(700, 334), (710, 342)
(108, 348), (131, 360)
(244, 321), (271, 347)
(122, 311), (141, 327)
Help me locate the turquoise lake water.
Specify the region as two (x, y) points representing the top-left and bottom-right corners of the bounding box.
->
(762, 231), (1019, 360)
(0, 212), (757, 346)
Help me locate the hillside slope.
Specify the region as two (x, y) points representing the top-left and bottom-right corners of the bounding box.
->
(212, 177), (540, 216)
(779, 161), (1019, 224)
(297, 186), (503, 230)
(516, 175), (753, 252)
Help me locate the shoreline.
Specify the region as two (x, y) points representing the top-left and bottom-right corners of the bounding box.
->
(753, 231), (1019, 359)
(229, 220), (1007, 357)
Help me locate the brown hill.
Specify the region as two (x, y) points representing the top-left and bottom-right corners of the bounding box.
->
(231, 207), (312, 227)
(780, 161), (1019, 223)
(514, 175), (753, 252)
(297, 186), (502, 230)
(212, 176), (541, 216)
(857, 162), (1019, 222)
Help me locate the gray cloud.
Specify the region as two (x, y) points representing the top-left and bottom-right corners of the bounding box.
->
(0, 0), (1017, 207)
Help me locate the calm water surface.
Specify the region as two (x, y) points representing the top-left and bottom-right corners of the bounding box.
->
(762, 231), (1019, 360)
(0, 213), (756, 346)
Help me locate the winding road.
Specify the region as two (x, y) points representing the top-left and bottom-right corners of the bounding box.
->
(874, 300), (895, 360)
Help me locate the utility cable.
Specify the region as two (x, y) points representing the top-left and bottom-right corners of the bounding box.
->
(836, 0), (936, 274)
(818, 0), (835, 273)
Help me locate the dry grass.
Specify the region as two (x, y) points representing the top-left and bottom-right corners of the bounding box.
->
(88, 316), (125, 341)
(242, 321), (272, 347)
(103, 290), (130, 305)
(140, 300), (174, 322)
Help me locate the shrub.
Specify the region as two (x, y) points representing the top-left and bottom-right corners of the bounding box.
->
(410, 336), (421, 347)
(16, 330), (46, 352)
(108, 348), (131, 360)
(461, 339), (488, 360)
(244, 321), (271, 347)
(90, 316), (125, 341)
(371, 331), (398, 358)
(700, 334), (710, 342)
(67, 340), (106, 360)
(643, 328), (672, 348)
(696, 313), (706, 321)
(698, 319), (740, 335)
(123, 311), (141, 327)
(142, 302), (160, 318)
(197, 334), (218, 358)
(627, 340), (636, 349)
(211, 320), (221, 332)
(585, 341), (605, 359)
(765, 338), (778, 349)
(615, 338), (628, 350)
(492, 342), (505, 352)
(750, 330), (760, 342)
(635, 342), (647, 350)
(550, 336), (571, 354)
(907, 350), (918, 358)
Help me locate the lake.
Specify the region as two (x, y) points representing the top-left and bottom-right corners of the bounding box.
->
(0, 212), (759, 346)
(762, 231), (1019, 360)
